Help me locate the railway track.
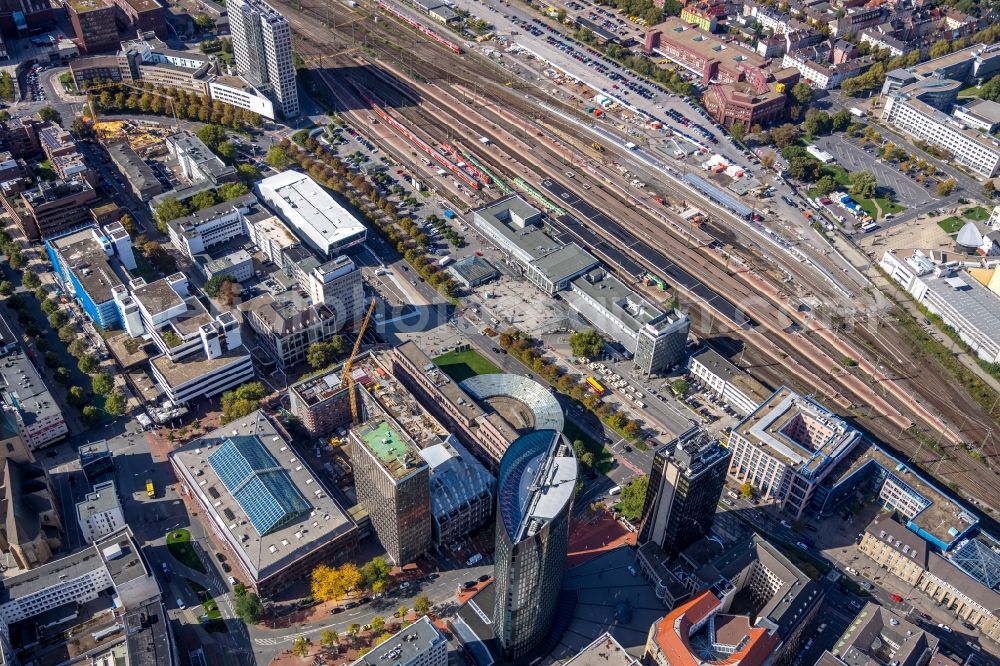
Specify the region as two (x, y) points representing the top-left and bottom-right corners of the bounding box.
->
(275, 0), (1000, 506)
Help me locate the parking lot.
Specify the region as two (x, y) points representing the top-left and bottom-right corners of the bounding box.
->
(26, 62), (49, 103)
(814, 135), (934, 208)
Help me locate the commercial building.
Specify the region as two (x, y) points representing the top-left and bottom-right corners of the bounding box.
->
(644, 18), (769, 85)
(245, 211), (299, 265)
(124, 274), (254, 404)
(349, 416), (431, 564)
(816, 602), (940, 666)
(639, 427), (730, 554)
(349, 616), (447, 666)
(644, 535), (823, 666)
(0, 527), (159, 624)
(208, 75), (277, 121)
(448, 255), (499, 289)
(418, 436), (495, 545)
(76, 480), (125, 544)
(166, 131), (237, 186)
(880, 250), (1000, 363)
(170, 410), (358, 596)
(3, 175), (97, 241)
(38, 124), (94, 186)
(106, 142), (161, 202)
(166, 195), (256, 261)
(256, 171), (366, 257)
(227, 0), (298, 118)
(780, 49), (874, 90)
(568, 267), (690, 374)
(858, 514), (1000, 642)
(242, 290), (342, 370)
(202, 249), (253, 282)
(952, 98), (1000, 133)
(108, 0), (167, 36)
(0, 350), (68, 450)
(727, 387), (863, 519)
(564, 633), (639, 666)
(71, 33), (218, 94)
(687, 346), (769, 415)
(702, 76), (794, 129)
(0, 457), (63, 570)
(492, 430), (576, 661)
(881, 81), (1000, 180)
(47, 223), (135, 330)
(390, 341), (558, 471)
(66, 0), (118, 54)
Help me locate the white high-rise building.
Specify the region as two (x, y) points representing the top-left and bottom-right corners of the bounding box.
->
(228, 0), (299, 119)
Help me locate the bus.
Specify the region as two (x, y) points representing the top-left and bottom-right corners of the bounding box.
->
(146, 479), (155, 498)
(586, 376), (606, 395)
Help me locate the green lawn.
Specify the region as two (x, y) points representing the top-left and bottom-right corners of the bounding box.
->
(563, 417), (613, 473)
(187, 579), (226, 633)
(820, 165), (904, 220)
(964, 206), (990, 221)
(433, 348), (501, 383)
(958, 83), (983, 99)
(166, 529), (207, 574)
(939, 216), (965, 235)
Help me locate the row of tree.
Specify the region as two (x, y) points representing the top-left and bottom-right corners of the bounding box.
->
(311, 556), (394, 603)
(86, 81), (264, 131)
(266, 138), (460, 298)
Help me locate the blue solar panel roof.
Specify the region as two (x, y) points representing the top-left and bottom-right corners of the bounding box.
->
(208, 436), (311, 536)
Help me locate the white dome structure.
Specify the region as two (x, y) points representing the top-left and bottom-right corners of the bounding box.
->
(956, 221), (983, 250)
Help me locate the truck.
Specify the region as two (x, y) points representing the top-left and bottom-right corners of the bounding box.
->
(479, 136), (491, 145)
(438, 255), (453, 267)
(146, 479), (155, 498)
(625, 141), (638, 150)
(849, 107), (865, 118)
(443, 209), (456, 220)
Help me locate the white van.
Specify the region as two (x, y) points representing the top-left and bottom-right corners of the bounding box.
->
(608, 485), (622, 496)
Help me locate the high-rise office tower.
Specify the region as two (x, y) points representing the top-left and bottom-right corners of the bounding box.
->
(638, 427), (730, 554)
(228, 0), (299, 118)
(492, 430), (577, 662)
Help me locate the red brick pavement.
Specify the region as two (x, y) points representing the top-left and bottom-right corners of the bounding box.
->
(566, 510), (636, 568)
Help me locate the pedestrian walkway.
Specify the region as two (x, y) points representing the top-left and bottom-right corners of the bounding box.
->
(566, 509), (636, 568)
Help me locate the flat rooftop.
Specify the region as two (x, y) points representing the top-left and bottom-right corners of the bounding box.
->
(351, 616), (445, 665)
(352, 418), (425, 481)
(690, 346), (769, 405)
(150, 346), (248, 389)
(959, 98), (1000, 125)
(67, 0), (112, 14)
(246, 212), (298, 251)
(735, 387), (861, 477)
(167, 131), (235, 183)
(571, 267), (667, 333)
(124, 599), (172, 666)
(132, 278), (183, 315)
(395, 341), (485, 424)
(106, 142), (160, 193)
(824, 442), (975, 544)
(51, 227), (124, 304)
(170, 410), (357, 582)
(921, 270), (1000, 347)
(652, 17), (767, 71)
(257, 171), (366, 252)
(912, 43), (992, 77)
(0, 351), (62, 427)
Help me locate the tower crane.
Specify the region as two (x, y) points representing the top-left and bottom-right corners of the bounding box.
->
(344, 298), (377, 425)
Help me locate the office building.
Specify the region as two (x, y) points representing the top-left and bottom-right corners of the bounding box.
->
(208, 75), (277, 120)
(952, 99), (1000, 134)
(687, 346), (769, 415)
(165, 131), (237, 186)
(492, 430), (576, 661)
(568, 267), (690, 374)
(639, 427), (730, 554)
(167, 195), (256, 261)
(170, 411), (358, 596)
(67, 0), (118, 54)
(0, 350), (68, 450)
(727, 387), (863, 519)
(47, 223), (135, 330)
(3, 175), (97, 241)
(418, 436), (495, 545)
(105, 142), (162, 201)
(882, 81), (1000, 180)
(245, 211), (299, 265)
(349, 616), (447, 666)
(858, 514), (1000, 642)
(202, 249), (253, 282)
(76, 480), (125, 544)
(242, 290), (342, 370)
(71, 33), (218, 94)
(349, 417), (431, 564)
(881, 250), (1000, 364)
(0, 527), (159, 624)
(108, 0), (167, 36)
(256, 171), (366, 257)
(38, 124), (94, 186)
(0, 457), (63, 570)
(227, 0), (298, 118)
(564, 633), (639, 666)
(644, 535), (823, 666)
(816, 602), (940, 666)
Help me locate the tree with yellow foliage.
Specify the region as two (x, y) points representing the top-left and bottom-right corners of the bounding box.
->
(311, 562), (362, 602)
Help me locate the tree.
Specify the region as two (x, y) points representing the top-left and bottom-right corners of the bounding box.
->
(729, 122), (746, 143)
(770, 123), (800, 149)
(0, 281), (12, 296)
(8, 251), (24, 270)
(790, 81), (813, 107)
(48, 311), (68, 329)
(38, 106), (62, 124)
(937, 179), (956, 197)
(804, 110), (831, 136)
(569, 329), (605, 359)
(394, 605), (408, 619)
(370, 615), (385, 634)
(190, 190), (219, 211)
(849, 171), (878, 198)
(929, 39), (951, 58)
(91, 372), (114, 395)
(204, 274), (236, 297)
(58, 324), (76, 344)
(78, 353), (99, 374)
(234, 591), (263, 624)
(347, 624), (361, 642)
(360, 556), (391, 593)
(831, 109), (852, 132)
(237, 163), (262, 185)
(21, 272), (39, 290)
(414, 594), (430, 615)
(0, 72), (13, 101)
(320, 629), (338, 647)
(216, 141), (237, 164)
(739, 481), (754, 499)
(55, 367), (71, 384)
(814, 175), (838, 196)
(120, 213), (136, 235)
(104, 390), (127, 416)
(194, 13), (216, 32)
(985, 180), (996, 198)
(82, 405), (100, 424)
(220, 381), (268, 423)
(44, 351), (59, 368)
(292, 636), (310, 658)
(266, 145), (296, 171)
(789, 156), (821, 182)
(218, 182), (250, 201)
(68, 385), (87, 406)
(616, 475), (648, 521)
(154, 198), (191, 231)
(68, 339), (87, 358)
(671, 378), (689, 395)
